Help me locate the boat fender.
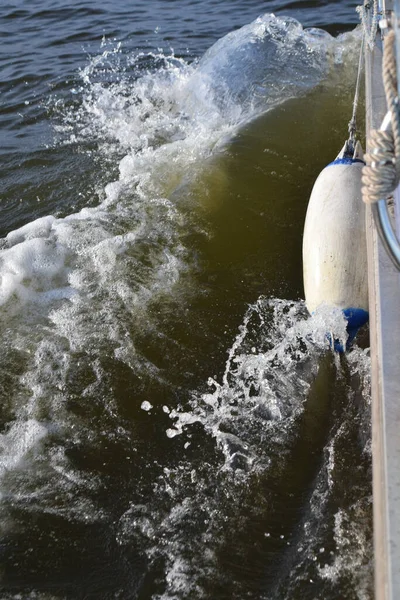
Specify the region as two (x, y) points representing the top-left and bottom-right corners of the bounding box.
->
(302, 141), (369, 351)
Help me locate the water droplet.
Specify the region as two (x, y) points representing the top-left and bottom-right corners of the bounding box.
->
(166, 428), (180, 438)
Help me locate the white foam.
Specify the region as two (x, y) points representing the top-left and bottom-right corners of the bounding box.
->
(317, 504), (372, 599)
(0, 420), (48, 485)
(1, 14), (360, 322)
(0, 236), (69, 306)
(167, 298), (350, 470)
(6, 215), (56, 247)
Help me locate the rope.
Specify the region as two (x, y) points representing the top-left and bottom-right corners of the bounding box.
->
(347, 0), (378, 151)
(356, 0), (379, 51)
(362, 30), (400, 204)
(348, 34), (365, 146)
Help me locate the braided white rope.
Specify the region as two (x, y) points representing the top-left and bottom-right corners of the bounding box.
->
(348, 34), (365, 144)
(347, 1), (378, 147)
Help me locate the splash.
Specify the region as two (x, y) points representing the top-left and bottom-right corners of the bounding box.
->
(186, 15), (334, 122)
(53, 15), (360, 159)
(166, 299), (349, 469)
(113, 298), (371, 600)
(0, 13), (370, 600)
(0, 14), (360, 437)
(3, 14), (360, 327)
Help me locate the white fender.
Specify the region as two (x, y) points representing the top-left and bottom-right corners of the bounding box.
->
(302, 141), (368, 347)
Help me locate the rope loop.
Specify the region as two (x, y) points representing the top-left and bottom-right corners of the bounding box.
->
(363, 130), (397, 203)
(362, 30), (400, 204)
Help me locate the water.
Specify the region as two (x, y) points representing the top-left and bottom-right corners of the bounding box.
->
(0, 1), (372, 599)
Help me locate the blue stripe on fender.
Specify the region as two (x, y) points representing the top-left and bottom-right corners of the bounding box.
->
(343, 307), (369, 330)
(327, 157), (365, 167)
(331, 307), (369, 353)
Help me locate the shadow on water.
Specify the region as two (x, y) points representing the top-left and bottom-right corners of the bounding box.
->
(188, 351), (372, 600)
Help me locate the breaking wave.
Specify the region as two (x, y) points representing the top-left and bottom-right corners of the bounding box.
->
(0, 13), (370, 600)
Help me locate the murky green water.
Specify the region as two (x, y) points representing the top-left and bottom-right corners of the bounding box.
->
(0, 4), (372, 599)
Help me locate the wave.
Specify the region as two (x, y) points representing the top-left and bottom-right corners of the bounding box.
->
(0, 13), (370, 599)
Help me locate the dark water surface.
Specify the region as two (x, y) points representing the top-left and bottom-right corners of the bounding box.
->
(1, 1), (372, 599)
